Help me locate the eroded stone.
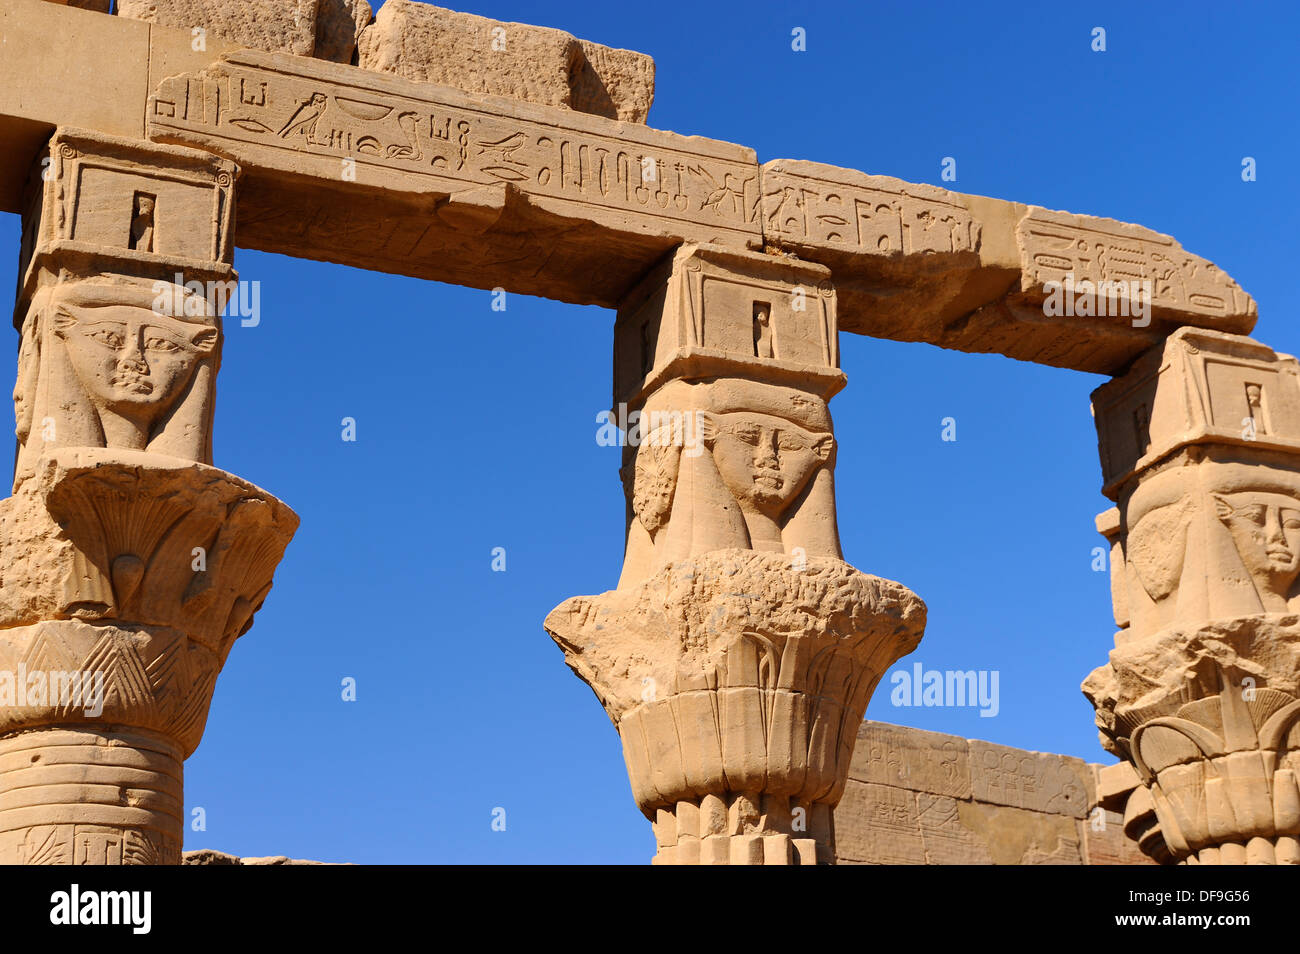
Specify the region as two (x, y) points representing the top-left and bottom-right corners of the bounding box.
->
(356, 0), (654, 122)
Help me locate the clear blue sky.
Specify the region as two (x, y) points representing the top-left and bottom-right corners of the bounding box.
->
(3, 0), (1296, 863)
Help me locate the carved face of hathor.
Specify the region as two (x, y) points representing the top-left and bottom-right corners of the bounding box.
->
(1213, 491), (1300, 596)
(52, 285), (217, 428)
(702, 411), (833, 518)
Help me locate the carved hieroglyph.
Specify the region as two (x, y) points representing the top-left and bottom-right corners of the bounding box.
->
(758, 159), (1254, 373)
(3, 2), (1259, 376)
(1086, 327), (1300, 864)
(0, 127), (296, 864)
(548, 244), (925, 864)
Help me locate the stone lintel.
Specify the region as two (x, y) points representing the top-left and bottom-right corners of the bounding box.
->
(0, 1), (1259, 377)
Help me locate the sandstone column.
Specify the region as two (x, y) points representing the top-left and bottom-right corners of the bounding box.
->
(1085, 327), (1300, 864)
(546, 244), (926, 865)
(0, 128), (296, 864)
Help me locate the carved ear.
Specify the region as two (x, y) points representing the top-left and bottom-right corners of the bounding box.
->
(52, 308), (77, 339)
(814, 434), (835, 463)
(696, 411), (717, 446)
(190, 326), (219, 354)
(1211, 493), (1235, 522)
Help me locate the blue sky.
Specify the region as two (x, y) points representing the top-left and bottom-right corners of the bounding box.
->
(4, 0), (1297, 863)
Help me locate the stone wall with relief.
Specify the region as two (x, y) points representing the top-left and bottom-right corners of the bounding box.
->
(834, 721), (1153, 865)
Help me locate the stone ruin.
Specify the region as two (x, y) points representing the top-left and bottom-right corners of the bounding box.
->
(0, 0), (1287, 865)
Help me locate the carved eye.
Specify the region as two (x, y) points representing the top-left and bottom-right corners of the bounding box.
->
(145, 336), (182, 354)
(777, 433), (808, 452)
(86, 327), (125, 350)
(1283, 510), (1300, 530)
(1241, 505), (1267, 525)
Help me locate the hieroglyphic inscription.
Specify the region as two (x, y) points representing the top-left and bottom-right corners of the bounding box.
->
(149, 51), (760, 244)
(969, 741), (1091, 818)
(1018, 208), (1254, 318)
(761, 161), (980, 255)
(849, 721), (971, 799)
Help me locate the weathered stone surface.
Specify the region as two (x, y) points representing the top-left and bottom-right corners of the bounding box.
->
(548, 544), (924, 865)
(546, 548), (925, 787)
(918, 794), (1083, 865)
(1083, 807), (1157, 865)
(356, 0), (654, 123)
(834, 780), (924, 864)
(118, 0), (320, 58)
(0, 124), (296, 865)
(613, 245), (845, 590)
(0, 727), (183, 864)
(1086, 322), (1300, 864)
(148, 50), (755, 308)
(16, 127), (237, 333)
(314, 0), (372, 65)
(0, 449), (298, 655)
(847, 720), (971, 799)
(833, 722), (1152, 864)
(116, 0), (371, 64)
(43, 0), (112, 10)
(573, 40), (654, 125)
(184, 849), (329, 865)
(761, 159), (1255, 374)
(2, 4), (1258, 379)
(1094, 328), (1300, 496)
(1085, 616), (1300, 759)
(969, 740), (1093, 818)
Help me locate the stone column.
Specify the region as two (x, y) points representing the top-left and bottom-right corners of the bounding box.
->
(546, 244), (926, 865)
(0, 128), (297, 864)
(1085, 327), (1300, 864)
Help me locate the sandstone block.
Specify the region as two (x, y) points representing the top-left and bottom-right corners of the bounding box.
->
(148, 50), (755, 308)
(118, 0), (320, 58)
(847, 720), (972, 799)
(918, 795), (1084, 865)
(1093, 328), (1300, 495)
(833, 780), (925, 864)
(968, 741), (1092, 818)
(314, 0), (372, 64)
(1083, 808), (1157, 865)
(43, 0), (112, 10)
(760, 158), (1255, 374)
(356, 0), (654, 123)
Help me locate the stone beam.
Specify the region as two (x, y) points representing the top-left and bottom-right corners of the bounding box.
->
(760, 160), (1256, 372)
(0, 0), (1256, 375)
(146, 49), (759, 307)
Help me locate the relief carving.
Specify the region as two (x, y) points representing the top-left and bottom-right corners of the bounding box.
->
(1019, 209), (1255, 320)
(14, 276), (219, 488)
(620, 379), (842, 588)
(761, 161), (980, 256)
(149, 52), (760, 242)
